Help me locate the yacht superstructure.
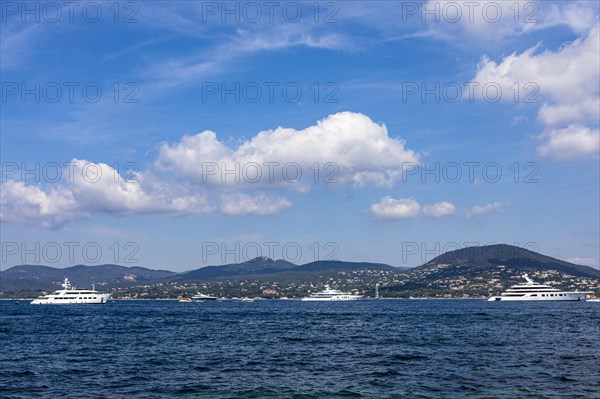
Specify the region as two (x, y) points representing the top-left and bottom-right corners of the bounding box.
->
(31, 278), (111, 305)
(301, 285), (362, 301)
(488, 275), (591, 301)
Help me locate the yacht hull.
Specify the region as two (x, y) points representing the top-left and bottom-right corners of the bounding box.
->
(488, 292), (587, 301)
(488, 275), (591, 302)
(301, 285), (363, 301)
(30, 278), (111, 305)
(301, 296), (362, 301)
(31, 294), (111, 305)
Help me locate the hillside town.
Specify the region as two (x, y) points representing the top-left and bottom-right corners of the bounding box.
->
(109, 267), (600, 299)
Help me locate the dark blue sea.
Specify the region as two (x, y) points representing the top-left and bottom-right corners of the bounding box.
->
(1, 300), (599, 398)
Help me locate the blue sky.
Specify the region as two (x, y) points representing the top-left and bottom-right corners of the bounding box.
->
(1, 1), (599, 271)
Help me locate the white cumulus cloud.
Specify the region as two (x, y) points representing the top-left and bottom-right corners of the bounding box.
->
(473, 26), (599, 160)
(537, 125), (600, 160)
(1, 112), (424, 229)
(0, 159), (288, 229)
(423, 201), (456, 217)
(0, 180), (82, 229)
(370, 197), (455, 220)
(370, 197), (421, 220)
(465, 202), (506, 219)
(156, 111), (420, 189)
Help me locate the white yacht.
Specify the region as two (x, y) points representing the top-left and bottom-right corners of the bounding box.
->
(191, 292), (219, 301)
(301, 285), (362, 301)
(31, 278), (111, 305)
(488, 274), (591, 302)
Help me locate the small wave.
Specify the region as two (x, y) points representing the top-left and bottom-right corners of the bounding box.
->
(12, 370), (35, 377)
(282, 336), (305, 342)
(370, 369), (401, 377)
(391, 354), (428, 361)
(333, 389), (364, 397)
(556, 375), (579, 382)
(175, 384), (211, 394)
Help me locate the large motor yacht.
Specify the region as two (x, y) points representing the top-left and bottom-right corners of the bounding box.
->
(31, 278), (111, 305)
(301, 285), (362, 301)
(488, 274), (591, 301)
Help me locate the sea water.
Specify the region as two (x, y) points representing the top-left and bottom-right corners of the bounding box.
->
(1, 300), (599, 398)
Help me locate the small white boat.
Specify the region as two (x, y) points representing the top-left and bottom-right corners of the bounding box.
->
(191, 292), (219, 301)
(31, 278), (110, 305)
(301, 285), (362, 301)
(241, 297), (255, 302)
(488, 275), (592, 302)
(587, 298), (600, 302)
